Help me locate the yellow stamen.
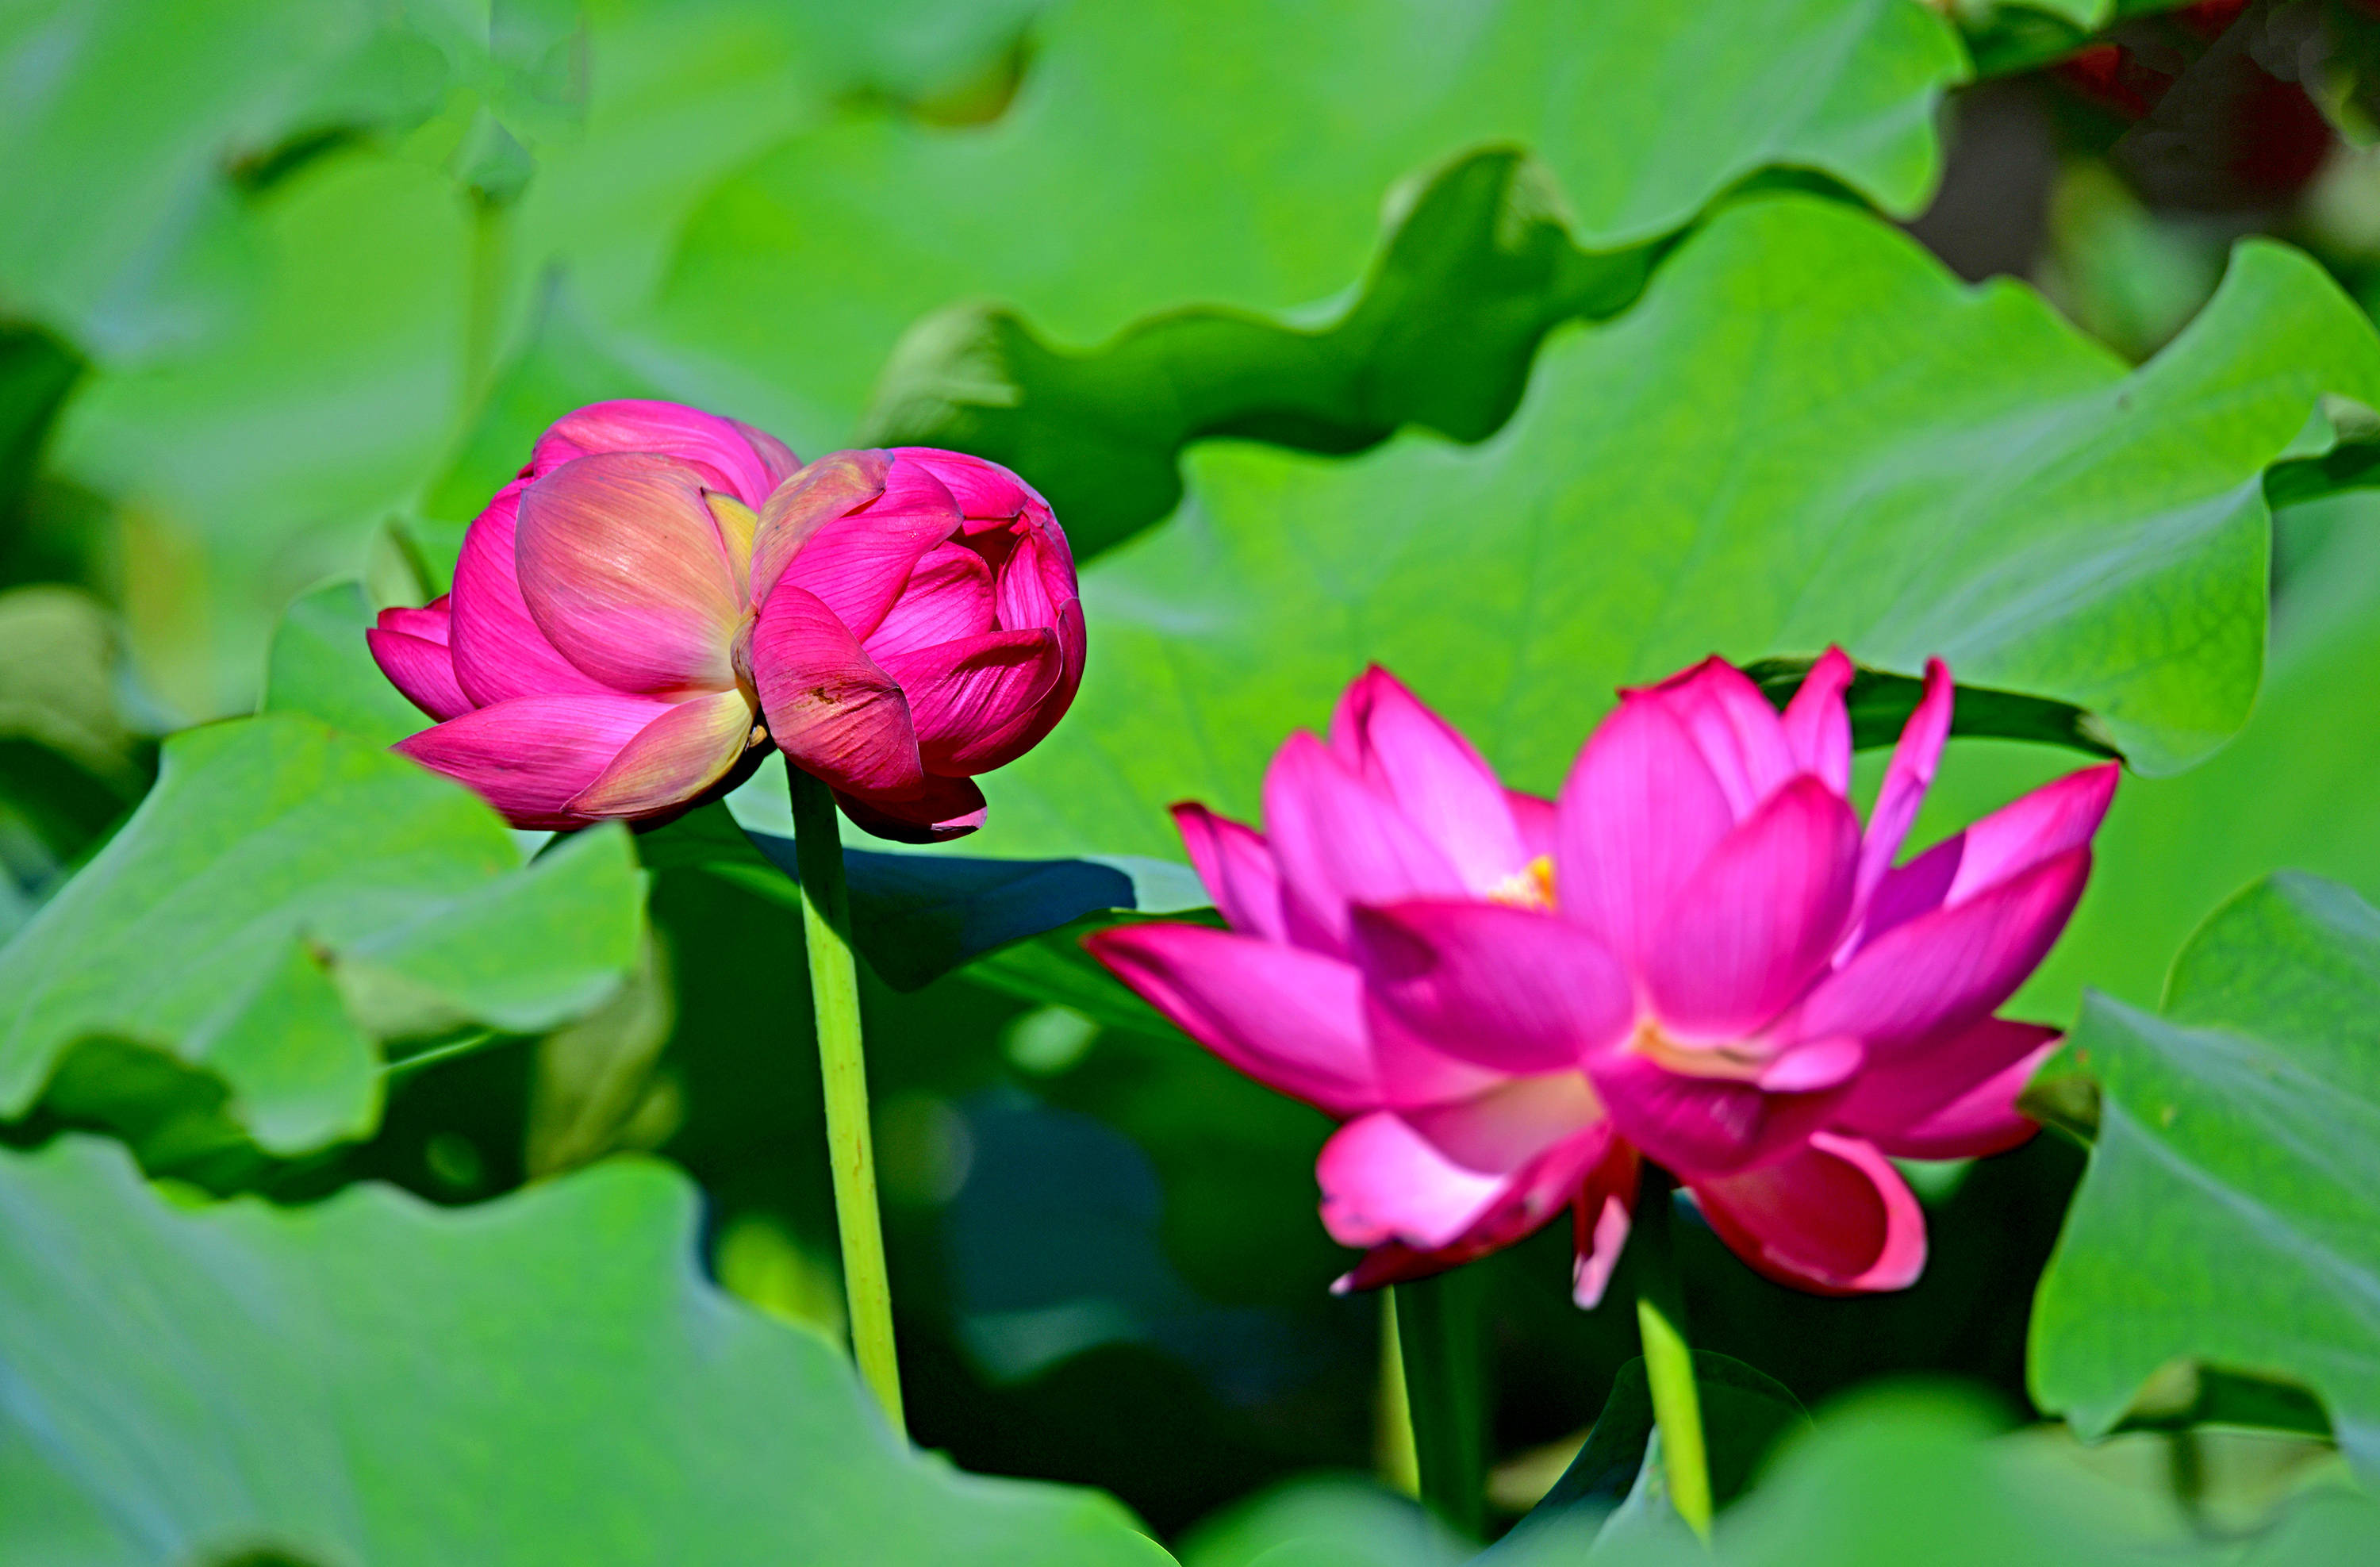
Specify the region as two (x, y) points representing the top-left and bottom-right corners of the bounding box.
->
(1488, 854), (1556, 911)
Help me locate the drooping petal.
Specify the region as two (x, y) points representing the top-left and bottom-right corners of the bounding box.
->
(534, 398), (796, 509)
(448, 482), (617, 707)
(1687, 1132), (1926, 1294)
(875, 627), (1063, 775)
(1779, 647), (1853, 797)
(1328, 666), (1526, 889)
(1862, 763), (2121, 945)
(1172, 803), (1287, 940)
(779, 454), (964, 643)
(1319, 1099), (1609, 1256)
(750, 582), (923, 800)
(1350, 900), (1633, 1076)
(568, 689), (759, 819)
(1642, 777), (1861, 1037)
(393, 692), (674, 830)
(515, 453), (744, 695)
(750, 448), (891, 603)
(1572, 1139), (1642, 1308)
(1831, 1016), (2059, 1160)
(1632, 656), (1798, 820)
(1854, 657), (1952, 914)
(862, 542), (996, 662)
(366, 628), (471, 722)
(1554, 693), (1734, 970)
(1263, 732), (1468, 953)
(1083, 924), (1379, 1115)
(831, 774), (988, 843)
(1588, 1045), (1838, 1177)
(1792, 848), (2092, 1062)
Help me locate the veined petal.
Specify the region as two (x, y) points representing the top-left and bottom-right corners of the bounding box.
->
(1831, 1016), (2059, 1160)
(1795, 848), (2091, 1062)
(1555, 693), (1733, 970)
(1644, 777), (1861, 1036)
(448, 483), (616, 707)
(1319, 1099), (1607, 1257)
(1350, 900), (1632, 1076)
(1329, 666), (1526, 889)
(1687, 1133), (1925, 1294)
(1334, 1128), (1624, 1296)
(1173, 803), (1287, 940)
(393, 692), (672, 830)
(876, 627), (1062, 774)
(892, 446), (1043, 522)
(750, 582), (923, 800)
(751, 448), (891, 603)
(862, 542), (996, 662)
(832, 774), (988, 843)
(1855, 657), (1952, 914)
(1631, 656), (1798, 819)
(569, 689), (759, 818)
(1083, 924), (1378, 1116)
(1779, 647), (1853, 796)
(375, 595), (450, 645)
(516, 453), (743, 695)
(367, 627), (470, 722)
(1263, 732), (1468, 953)
(1864, 763), (2121, 945)
(1589, 1045), (1837, 1177)
(780, 454), (964, 643)
(534, 399), (797, 509)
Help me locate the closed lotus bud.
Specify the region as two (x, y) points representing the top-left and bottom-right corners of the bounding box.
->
(745, 446), (1084, 843)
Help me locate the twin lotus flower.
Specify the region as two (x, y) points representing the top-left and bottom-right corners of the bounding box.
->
(368, 400), (1084, 841)
(1088, 656), (2116, 1301)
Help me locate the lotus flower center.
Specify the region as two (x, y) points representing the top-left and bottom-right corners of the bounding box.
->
(1488, 854), (1556, 911)
(1627, 1016), (1768, 1082)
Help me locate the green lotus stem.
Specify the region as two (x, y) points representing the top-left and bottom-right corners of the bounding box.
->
(787, 765), (905, 1436)
(1633, 1173), (1711, 1538)
(1392, 1269), (1485, 1537)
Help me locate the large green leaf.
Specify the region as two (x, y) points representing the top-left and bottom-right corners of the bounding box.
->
(0, 1135), (1171, 1566)
(2029, 872), (2380, 1472)
(647, 0), (1965, 453)
(0, 715), (642, 1160)
(951, 196), (2380, 866)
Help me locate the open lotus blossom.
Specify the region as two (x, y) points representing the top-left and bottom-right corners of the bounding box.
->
(368, 401), (1081, 840)
(1086, 657), (2116, 1300)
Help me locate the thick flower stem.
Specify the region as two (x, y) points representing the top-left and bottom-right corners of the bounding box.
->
(1391, 1269), (1486, 1538)
(1633, 1171), (1712, 1538)
(787, 765), (905, 1436)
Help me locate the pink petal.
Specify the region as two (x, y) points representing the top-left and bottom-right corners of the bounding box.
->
(832, 774), (988, 843)
(1779, 647), (1853, 797)
(875, 628), (1063, 775)
(448, 482), (616, 707)
(1572, 1139), (1642, 1308)
(1794, 847), (2093, 1062)
(1643, 777), (1861, 1036)
(1328, 666), (1526, 889)
(393, 692), (673, 830)
(1588, 1046), (1837, 1178)
(1082, 924), (1380, 1116)
(1349, 900), (1633, 1076)
(1687, 1132), (1926, 1294)
(1554, 692), (1734, 971)
(1864, 763), (2121, 944)
(862, 543), (996, 662)
(366, 628), (471, 722)
(1854, 658), (1952, 915)
(781, 453), (964, 643)
(375, 596), (451, 646)
(892, 447), (1046, 523)
(1507, 789), (1558, 861)
(1632, 657), (1798, 820)
(515, 453), (744, 696)
(990, 524), (1078, 636)
(751, 449), (892, 604)
(534, 399), (797, 509)
(568, 689), (759, 819)
(1172, 803), (1287, 940)
(1831, 1016), (2059, 1160)
(1262, 732), (1467, 954)
(750, 582), (923, 800)
(1319, 1097), (1609, 1254)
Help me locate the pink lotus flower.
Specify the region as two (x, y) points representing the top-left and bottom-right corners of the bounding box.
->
(369, 401), (1081, 840)
(1086, 657), (2115, 1300)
